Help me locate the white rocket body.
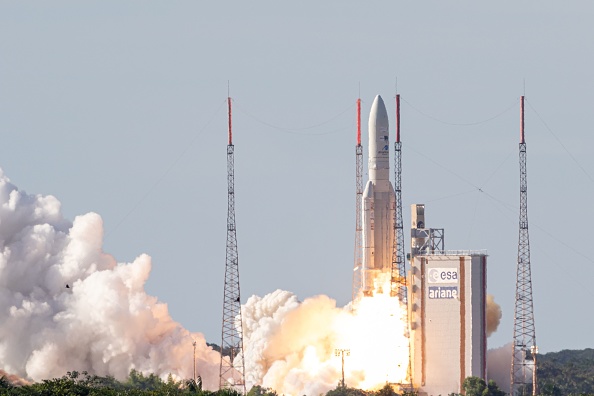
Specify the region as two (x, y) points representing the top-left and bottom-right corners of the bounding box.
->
(362, 95), (395, 295)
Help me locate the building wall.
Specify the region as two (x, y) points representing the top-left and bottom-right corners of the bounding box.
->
(409, 254), (486, 396)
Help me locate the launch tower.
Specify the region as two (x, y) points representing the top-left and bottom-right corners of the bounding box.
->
(390, 94), (412, 384)
(352, 98), (364, 302)
(390, 94), (407, 300)
(510, 96), (538, 396)
(220, 97), (246, 393)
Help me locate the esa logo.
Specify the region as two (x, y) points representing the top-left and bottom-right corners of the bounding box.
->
(427, 268), (458, 284)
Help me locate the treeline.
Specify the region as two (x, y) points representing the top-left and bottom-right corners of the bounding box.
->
(0, 370), (415, 396)
(538, 348), (594, 396)
(3, 353), (594, 396)
(0, 370), (213, 396)
(0, 372), (507, 396)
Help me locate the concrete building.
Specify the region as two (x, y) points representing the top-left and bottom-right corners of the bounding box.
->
(408, 205), (487, 395)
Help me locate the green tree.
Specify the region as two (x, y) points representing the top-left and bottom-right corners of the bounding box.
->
(540, 382), (562, 396)
(484, 380), (505, 396)
(374, 384), (396, 396)
(325, 382), (368, 396)
(462, 377), (486, 396)
(126, 369), (165, 391)
(0, 377), (12, 390)
(247, 385), (278, 396)
(462, 377), (504, 396)
(215, 388), (243, 396)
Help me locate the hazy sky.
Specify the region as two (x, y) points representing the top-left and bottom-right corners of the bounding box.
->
(1, 1), (593, 354)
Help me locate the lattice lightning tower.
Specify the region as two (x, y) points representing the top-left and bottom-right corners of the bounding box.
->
(390, 94), (407, 302)
(352, 98), (363, 302)
(511, 95), (538, 396)
(219, 97), (246, 393)
(389, 94), (412, 385)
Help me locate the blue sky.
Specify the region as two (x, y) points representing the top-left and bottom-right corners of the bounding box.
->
(1, 1), (593, 354)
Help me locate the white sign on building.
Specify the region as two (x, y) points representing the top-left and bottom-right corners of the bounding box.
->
(427, 267), (459, 284)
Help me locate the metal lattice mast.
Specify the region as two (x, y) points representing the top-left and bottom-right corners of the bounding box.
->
(390, 94), (407, 302)
(352, 98), (363, 303)
(220, 97), (246, 393)
(390, 94), (412, 385)
(511, 96), (537, 396)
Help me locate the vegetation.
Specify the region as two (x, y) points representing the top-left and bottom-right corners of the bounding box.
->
(4, 349), (594, 396)
(537, 348), (594, 396)
(246, 385), (278, 396)
(325, 382), (369, 396)
(0, 374), (419, 396)
(0, 370), (232, 396)
(324, 382), (419, 396)
(454, 376), (505, 396)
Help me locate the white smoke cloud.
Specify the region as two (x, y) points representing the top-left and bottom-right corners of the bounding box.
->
(0, 168), (500, 396)
(242, 289), (300, 387)
(242, 290), (342, 395)
(0, 170), (220, 388)
(242, 289), (410, 396)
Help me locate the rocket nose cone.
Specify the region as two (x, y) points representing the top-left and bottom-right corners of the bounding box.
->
(370, 95), (388, 124)
(368, 94), (390, 180)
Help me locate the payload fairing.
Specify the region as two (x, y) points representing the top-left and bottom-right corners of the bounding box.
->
(362, 95), (396, 296)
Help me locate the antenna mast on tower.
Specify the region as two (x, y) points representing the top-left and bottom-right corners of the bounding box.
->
(511, 96), (538, 396)
(352, 98), (364, 302)
(220, 96), (246, 394)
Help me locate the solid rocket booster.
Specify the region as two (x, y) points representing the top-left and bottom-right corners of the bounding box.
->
(362, 95), (395, 296)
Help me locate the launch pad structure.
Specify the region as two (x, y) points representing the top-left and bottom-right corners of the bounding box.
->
(216, 91), (534, 395)
(352, 95), (489, 395)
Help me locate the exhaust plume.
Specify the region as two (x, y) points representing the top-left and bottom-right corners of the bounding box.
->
(242, 288), (410, 395)
(0, 171), (220, 387)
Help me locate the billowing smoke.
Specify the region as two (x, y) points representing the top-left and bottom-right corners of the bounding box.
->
(0, 171), (220, 388)
(242, 289), (410, 395)
(0, 168), (505, 395)
(486, 294), (502, 337)
(243, 291), (342, 395)
(0, 168), (409, 395)
(487, 343), (512, 393)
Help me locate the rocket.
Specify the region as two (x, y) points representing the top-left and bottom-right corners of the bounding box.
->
(362, 95), (395, 296)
